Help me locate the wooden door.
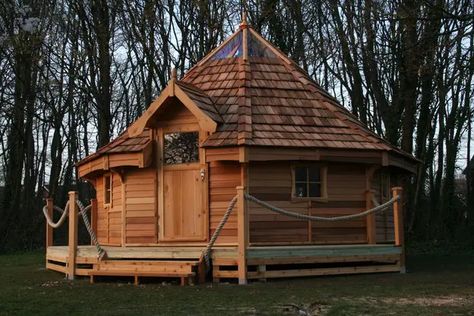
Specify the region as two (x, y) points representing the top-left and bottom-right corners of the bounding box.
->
(160, 130), (208, 241)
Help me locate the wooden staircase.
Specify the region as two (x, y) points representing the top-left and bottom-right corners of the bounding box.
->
(89, 259), (201, 286)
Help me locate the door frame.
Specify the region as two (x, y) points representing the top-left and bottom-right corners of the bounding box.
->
(156, 125), (209, 242)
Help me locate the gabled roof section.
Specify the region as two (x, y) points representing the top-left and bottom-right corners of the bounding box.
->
(77, 78), (222, 176)
(129, 77), (222, 137)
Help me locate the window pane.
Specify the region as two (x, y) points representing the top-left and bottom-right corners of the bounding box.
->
(294, 167), (307, 182)
(104, 175), (111, 204)
(164, 132), (199, 165)
(309, 183), (321, 197)
(295, 182), (307, 197)
(308, 167), (320, 182)
(211, 32), (243, 59)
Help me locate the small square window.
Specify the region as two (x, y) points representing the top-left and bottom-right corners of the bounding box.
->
(293, 166), (325, 199)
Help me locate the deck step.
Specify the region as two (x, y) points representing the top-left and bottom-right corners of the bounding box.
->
(89, 260), (200, 285)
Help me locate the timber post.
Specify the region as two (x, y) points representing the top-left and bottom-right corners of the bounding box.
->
(45, 198), (54, 249)
(67, 191), (78, 280)
(236, 186), (248, 285)
(392, 187), (405, 273)
(365, 190), (376, 244)
(90, 198), (98, 246)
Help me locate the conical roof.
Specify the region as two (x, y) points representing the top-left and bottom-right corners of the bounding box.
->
(180, 23), (402, 153)
(77, 21), (418, 173)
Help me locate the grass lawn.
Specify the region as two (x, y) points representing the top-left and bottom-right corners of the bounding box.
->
(0, 251), (473, 315)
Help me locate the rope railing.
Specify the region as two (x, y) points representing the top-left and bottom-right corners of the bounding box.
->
(200, 192), (399, 268)
(244, 193), (399, 222)
(42, 201), (70, 228)
(43, 199), (107, 260)
(76, 200), (107, 260)
(202, 195), (238, 268)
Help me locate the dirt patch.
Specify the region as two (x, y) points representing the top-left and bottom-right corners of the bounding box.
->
(382, 295), (472, 307)
(345, 295), (473, 307)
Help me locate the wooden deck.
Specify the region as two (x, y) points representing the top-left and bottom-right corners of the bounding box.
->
(212, 244), (402, 281)
(46, 243), (402, 284)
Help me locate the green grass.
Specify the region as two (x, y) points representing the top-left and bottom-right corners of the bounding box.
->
(0, 252), (473, 315)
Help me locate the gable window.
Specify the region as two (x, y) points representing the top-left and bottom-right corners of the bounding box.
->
(104, 174), (112, 205)
(164, 131), (199, 165)
(292, 165), (327, 200)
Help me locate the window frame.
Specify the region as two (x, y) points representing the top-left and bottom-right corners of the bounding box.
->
(163, 130), (200, 165)
(291, 163), (328, 201)
(103, 173), (112, 207)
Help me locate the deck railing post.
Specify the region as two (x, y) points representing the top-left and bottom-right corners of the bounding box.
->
(392, 187), (405, 273)
(90, 198), (98, 246)
(46, 198), (54, 249)
(236, 186), (248, 285)
(365, 190), (376, 244)
(67, 191), (78, 280)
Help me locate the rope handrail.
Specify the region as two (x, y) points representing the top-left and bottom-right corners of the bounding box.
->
(42, 201), (70, 228)
(76, 200), (107, 260)
(245, 193), (399, 222)
(201, 195), (238, 268)
(42, 199), (107, 260)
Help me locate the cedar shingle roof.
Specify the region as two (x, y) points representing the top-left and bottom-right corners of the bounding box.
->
(78, 129), (151, 165)
(180, 27), (396, 152)
(78, 23), (417, 167)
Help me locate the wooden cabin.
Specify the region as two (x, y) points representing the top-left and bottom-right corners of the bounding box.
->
(45, 20), (418, 285)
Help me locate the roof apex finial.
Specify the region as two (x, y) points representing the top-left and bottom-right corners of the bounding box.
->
(240, 2), (248, 28)
(171, 67), (177, 81)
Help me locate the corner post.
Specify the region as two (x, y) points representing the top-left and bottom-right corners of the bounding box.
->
(236, 186), (248, 285)
(67, 191), (78, 280)
(46, 198), (54, 249)
(365, 190), (376, 244)
(392, 187), (405, 273)
(90, 198), (98, 246)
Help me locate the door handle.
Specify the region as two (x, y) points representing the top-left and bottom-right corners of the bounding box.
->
(200, 168), (206, 181)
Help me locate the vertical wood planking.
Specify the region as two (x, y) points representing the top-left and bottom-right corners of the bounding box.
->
(67, 191), (78, 280)
(237, 185), (248, 285)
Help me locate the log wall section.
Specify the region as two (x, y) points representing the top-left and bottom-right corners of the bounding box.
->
(248, 162), (368, 244)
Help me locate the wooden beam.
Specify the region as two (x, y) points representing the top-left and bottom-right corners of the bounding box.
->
(365, 190), (376, 244)
(392, 187), (405, 273)
(236, 186), (248, 285)
(46, 198), (54, 249)
(67, 191), (78, 280)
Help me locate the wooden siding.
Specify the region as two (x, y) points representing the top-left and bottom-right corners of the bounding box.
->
(209, 161), (241, 244)
(248, 162), (368, 245)
(124, 169), (157, 244)
(95, 174), (122, 246)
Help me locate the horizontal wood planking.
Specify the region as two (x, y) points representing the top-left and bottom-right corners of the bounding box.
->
(124, 169), (157, 244)
(246, 264), (400, 279)
(209, 161), (241, 244)
(206, 147), (240, 162)
(248, 162), (368, 244)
